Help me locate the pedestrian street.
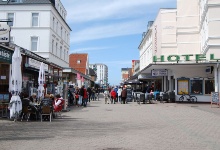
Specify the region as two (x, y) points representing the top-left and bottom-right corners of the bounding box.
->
(1, 95), (220, 150)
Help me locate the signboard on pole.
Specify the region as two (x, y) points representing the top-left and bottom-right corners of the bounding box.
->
(0, 23), (10, 43)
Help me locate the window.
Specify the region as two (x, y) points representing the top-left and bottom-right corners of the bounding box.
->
(190, 80), (203, 95)
(77, 60), (81, 64)
(52, 39), (54, 54)
(204, 80), (214, 94)
(63, 49), (65, 60)
(56, 43), (58, 56)
(60, 46), (62, 58)
(32, 13), (39, 27)
(61, 27), (63, 38)
(31, 37), (38, 51)
(7, 13), (14, 26)
(53, 17), (55, 30)
(56, 21), (58, 33)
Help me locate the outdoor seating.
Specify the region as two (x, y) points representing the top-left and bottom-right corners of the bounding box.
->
(40, 105), (52, 122)
(21, 105), (31, 121)
(54, 99), (64, 118)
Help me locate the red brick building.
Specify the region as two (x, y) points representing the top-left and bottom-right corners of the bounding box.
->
(69, 53), (89, 75)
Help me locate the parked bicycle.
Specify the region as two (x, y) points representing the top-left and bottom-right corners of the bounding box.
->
(179, 91), (197, 103)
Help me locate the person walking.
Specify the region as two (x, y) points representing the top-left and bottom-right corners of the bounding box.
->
(104, 89), (110, 104)
(74, 87), (80, 106)
(79, 85), (84, 106)
(82, 87), (88, 107)
(87, 86), (92, 102)
(110, 89), (117, 104)
(121, 87), (127, 104)
(117, 87), (122, 103)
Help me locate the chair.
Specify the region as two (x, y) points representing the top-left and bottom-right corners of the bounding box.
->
(21, 106), (31, 121)
(54, 100), (64, 118)
(41, 105), (52, 122)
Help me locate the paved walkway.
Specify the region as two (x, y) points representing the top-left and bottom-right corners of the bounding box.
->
(1, 96), (220, 150)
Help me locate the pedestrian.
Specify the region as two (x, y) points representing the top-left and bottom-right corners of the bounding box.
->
(104, 89), (110, 104)
(91, 87), (95, 101)
(95, 88), (99, 100)
(121, 87), (127, 104)
(79, 85), (84, 106)
(117, 87), (122, 103)
(87, 86), (92, 102)
(74, 87), (80, 106)
(82, 87), (88, 107)
(110, 88), (117, 104)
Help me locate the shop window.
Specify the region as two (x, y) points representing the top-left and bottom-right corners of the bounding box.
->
(177, 78), (189, 95)
(190, 80), (203, 95)
(204, 80), (214, 95)
(32, 13), (39, 27)
(7, 13), (14, 27)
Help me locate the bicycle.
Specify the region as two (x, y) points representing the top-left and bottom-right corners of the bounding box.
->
(179, 91), (197, 103)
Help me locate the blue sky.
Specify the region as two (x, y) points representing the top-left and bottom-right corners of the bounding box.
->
(62, 0), (176, 86)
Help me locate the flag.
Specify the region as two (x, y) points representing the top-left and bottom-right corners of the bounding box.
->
(77, 73), (81, 80)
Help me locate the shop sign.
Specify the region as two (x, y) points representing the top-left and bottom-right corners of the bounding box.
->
(0, 47), (12, 63)
(151, 69), (168, 76)
(28, 58), (48, 71)
(0, 23), (10, 43)
(153, 54), (220, 62)
(138, 73), (159, 79)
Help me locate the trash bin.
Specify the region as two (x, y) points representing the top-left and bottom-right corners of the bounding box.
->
(169, 91), (175, 103)
(140, 93), (145, 104)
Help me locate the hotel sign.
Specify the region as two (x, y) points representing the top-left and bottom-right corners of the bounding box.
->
(0, 23), (10, 43)
(153, 54), (220, 62)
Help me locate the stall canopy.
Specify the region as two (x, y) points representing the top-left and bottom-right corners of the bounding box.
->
(124, 79), (143, 85)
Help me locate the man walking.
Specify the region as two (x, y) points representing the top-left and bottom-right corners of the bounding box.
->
(121, 87), (127, 104)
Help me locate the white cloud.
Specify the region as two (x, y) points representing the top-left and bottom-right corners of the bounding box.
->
(70, 18), (147, 43)
(63, 0), (175, 23)
(62, 0), (176, 44)
(70, 46), (111, 53)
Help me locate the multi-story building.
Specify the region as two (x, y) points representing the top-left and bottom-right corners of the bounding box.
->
(121, 68), (132, 82)
(69, 53), (89, 75)
(138, 0), (220, 102)
(0, 0), (71, 67)
(89, 63), (108, 86)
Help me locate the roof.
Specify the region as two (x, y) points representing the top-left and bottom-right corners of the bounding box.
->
(0, 0), (52, 4)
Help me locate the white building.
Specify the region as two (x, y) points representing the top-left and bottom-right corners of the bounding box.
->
(138, 0), (220, 102)
(90, 63), (108, 86)
(0, 0), (71, 67)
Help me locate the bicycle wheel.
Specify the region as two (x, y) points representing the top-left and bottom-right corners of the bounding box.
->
(191, 96), (197, 103)
(179, 96), (184, 102)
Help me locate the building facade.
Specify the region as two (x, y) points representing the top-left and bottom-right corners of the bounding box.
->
(89, 63), (108, 86)
(138, 0), (220, 102)
(0, 0), (71, 68)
